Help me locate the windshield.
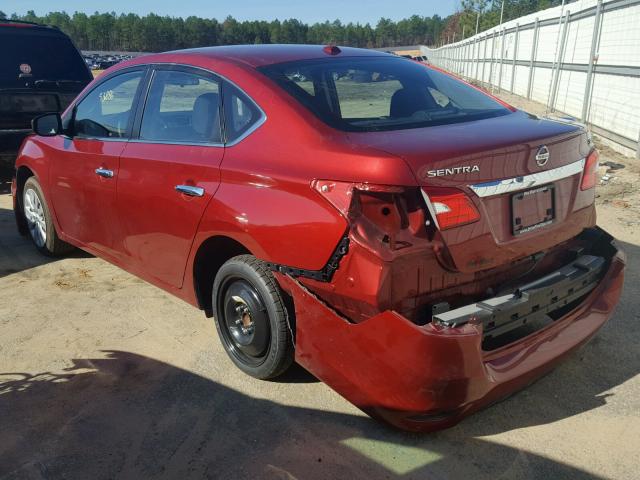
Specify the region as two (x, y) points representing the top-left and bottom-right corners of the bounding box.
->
(259, 57), (511, 132)
(0, 29), (91, 85)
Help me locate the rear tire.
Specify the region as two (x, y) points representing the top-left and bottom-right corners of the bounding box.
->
(212, 255), (294, 380)
(22, 177), (74, 256)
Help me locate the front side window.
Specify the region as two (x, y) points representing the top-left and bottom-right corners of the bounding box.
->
(259, 57), (511, 132)
(140, 70), (222, 144)
(74, 70), (143, 139)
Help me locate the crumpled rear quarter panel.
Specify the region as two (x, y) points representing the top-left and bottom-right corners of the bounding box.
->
(276, 249), (625, 432)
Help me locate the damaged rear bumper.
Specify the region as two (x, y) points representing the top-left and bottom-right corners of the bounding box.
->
(277, 227), (625, 432)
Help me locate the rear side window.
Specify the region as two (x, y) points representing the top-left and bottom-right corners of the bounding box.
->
(140, 70), (222, 144)
(223, 84), (262, 143)
(259, 57), (510, 132)
(74, 71), (143, 139)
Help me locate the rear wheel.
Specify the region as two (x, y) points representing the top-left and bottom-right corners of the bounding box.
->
(22, 177), (73, 256)
(212, 255), (294, 379)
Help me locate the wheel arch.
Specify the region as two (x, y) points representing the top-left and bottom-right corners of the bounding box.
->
(192, 235), (252, 317)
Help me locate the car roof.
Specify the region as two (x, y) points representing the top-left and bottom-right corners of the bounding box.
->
(143, 44), (393, 68)
(0, 20), (65, 35)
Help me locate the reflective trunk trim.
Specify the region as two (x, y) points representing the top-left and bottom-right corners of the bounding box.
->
(469, 158), (585, 197)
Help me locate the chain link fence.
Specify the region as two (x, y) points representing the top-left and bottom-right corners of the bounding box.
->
(422, 0), (640, 159)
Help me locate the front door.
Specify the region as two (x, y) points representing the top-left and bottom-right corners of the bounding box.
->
(116, 67), (224, 288)
(50, 69), (145, 258)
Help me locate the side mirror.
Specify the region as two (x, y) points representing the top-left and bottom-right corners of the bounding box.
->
(32, 113), (62, 137)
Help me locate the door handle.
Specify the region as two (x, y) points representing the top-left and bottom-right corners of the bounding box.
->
(95, 168), (114, 178)
(175, 185), (205, 197)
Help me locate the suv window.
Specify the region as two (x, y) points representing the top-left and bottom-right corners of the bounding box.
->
(140, 70), (222, 144)
(223, 84), (262, 143)
(74, 71), (143, 139)
(259, 57), (510, 132)
(0, 28), (91, 88)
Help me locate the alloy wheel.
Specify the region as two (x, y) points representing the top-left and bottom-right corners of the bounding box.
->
(23, 188), (47, 248)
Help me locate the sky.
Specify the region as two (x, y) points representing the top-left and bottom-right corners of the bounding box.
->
(0, 0), (458, 24)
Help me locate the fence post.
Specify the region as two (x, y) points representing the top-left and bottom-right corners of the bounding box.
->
(465, 41), (469, 77)
(482, 36), (488, 84)
(452, 45), (455, 71)
(582, 0), (603, 122)
(489, 31), (496, 88)
(475, 37), (480, 80)
(511, 23), (519, 93)
(527, 18), (540, 99)
(470, 40), (475, 78)
(462, 42), (466, 77)
(498, 27), (505, 92)
(453, 44), (456, 73)
(549, 11), (570, 112)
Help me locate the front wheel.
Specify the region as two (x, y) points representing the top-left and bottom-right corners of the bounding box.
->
(212, 255), (294, 379)
(22, 177), (74, 256)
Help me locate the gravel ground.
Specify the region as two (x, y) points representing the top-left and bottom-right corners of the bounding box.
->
(0, 94), (638, 479)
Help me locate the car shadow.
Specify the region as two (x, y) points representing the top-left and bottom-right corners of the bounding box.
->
(271, 361), (319, 383)
(0, 350), (603, 479)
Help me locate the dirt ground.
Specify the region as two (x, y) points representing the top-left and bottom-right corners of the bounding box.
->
(1, 94), (639, 479)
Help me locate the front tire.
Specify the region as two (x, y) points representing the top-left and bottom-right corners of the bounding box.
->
(212, 255), (294, 380)
(22, 177), (73, 256)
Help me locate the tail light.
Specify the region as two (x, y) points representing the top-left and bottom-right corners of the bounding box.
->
(581, 149), (599, 190)
(421, 187), (480, 230)
(313, 180), (425, 249)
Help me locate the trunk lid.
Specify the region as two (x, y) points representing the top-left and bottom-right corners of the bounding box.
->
(347, 110), (595, 273)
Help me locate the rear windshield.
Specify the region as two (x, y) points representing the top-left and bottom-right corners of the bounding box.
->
(259, 57), (511, 132)
(0, 28), (91, 86)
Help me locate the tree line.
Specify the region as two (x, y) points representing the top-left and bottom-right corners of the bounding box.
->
(0, 2), (565, 52)
(440, 0), (564, 44)
(0, 10), (446, 52)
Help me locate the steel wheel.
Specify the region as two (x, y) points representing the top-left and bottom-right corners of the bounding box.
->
(220, 278), (271, 367)
(23, 187), (47, 248)
(213, 255), (294, 379)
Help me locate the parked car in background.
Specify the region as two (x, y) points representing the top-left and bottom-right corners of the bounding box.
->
(97, 59), (119, 70)
(12, 45), (625, 431)
(81, 52), (135, 71)
(0, 19), (92, 178)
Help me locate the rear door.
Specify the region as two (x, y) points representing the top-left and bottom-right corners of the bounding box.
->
(116, 65), (224, 288)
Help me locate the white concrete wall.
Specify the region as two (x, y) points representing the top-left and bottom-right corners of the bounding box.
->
(422, 0), (640, 157)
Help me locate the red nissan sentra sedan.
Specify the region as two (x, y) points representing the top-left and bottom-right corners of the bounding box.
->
(12, 45), (625, 431)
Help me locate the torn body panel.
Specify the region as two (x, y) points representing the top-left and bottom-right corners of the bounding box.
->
(277, 228), (624, 431)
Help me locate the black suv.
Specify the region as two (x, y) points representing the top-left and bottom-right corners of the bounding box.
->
(0, 20), (92, 177)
